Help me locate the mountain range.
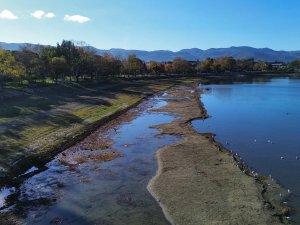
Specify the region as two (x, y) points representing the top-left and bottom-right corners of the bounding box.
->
(1, 42), (300, 63)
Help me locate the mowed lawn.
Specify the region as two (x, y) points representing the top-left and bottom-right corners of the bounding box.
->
(0, 79), (183, 178)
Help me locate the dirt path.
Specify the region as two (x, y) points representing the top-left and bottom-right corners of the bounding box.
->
(148, 84), (290, 225)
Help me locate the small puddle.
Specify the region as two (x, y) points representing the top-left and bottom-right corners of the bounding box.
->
(0, 187), (15, 209)
(162, 91), (168, 97)
(0, 94), (180, 225)
(23, 166), (39, 175)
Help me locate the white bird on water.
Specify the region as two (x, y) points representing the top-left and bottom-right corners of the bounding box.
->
(296, 156), (299, 160)
(280, 156), (284, 160)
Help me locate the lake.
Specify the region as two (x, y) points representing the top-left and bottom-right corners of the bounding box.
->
(193, 77), (300, 223)
(2, 77), (299, 224)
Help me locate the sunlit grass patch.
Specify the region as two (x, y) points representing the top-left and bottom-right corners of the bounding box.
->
(0, 78), (197, 177)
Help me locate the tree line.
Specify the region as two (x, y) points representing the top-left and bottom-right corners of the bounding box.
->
(0, 40), (299, 88)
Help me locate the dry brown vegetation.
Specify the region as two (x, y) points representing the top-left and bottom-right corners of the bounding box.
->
(148, 84), (290, 225)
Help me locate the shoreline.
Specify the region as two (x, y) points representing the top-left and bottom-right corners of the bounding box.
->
(1, 79), (198, 187)
(0, 80), (292, 224)
(0, 90), (179, 225)
(148, 83), (290, 225)
(0, 75), (297, 185)
(0, 96), (145, 186)
(147, 144), (177, 225)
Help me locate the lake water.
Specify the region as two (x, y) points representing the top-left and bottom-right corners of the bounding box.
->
(2, 79), (300, 224)
(193, 77), (300, 222)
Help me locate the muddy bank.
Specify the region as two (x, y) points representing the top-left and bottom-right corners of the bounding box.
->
(148, 84), (290, 225)
(0, 92), (180, 225)
(0, 97), (146, 186)
(1, 78), (192, 184)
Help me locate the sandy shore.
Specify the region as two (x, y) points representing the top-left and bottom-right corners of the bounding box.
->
(148, 84), (290, 225)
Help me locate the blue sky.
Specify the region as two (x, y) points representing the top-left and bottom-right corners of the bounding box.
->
(0, 0), (300, 51)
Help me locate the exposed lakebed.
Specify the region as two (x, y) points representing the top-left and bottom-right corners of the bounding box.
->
(0, 78), (296, 225)
(0, 93), (179, 225)
(193, 77), (300, 223)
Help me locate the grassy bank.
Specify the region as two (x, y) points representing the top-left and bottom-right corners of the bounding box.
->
(0, 78), (198, 182)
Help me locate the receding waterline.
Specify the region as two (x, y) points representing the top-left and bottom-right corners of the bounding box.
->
(0, 95), (180, 225)
(193, 77), (300, 222)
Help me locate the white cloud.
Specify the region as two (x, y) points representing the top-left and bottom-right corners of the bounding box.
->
(64, 14), (90, 24)
(31, 10), (56, 19)
(0, 9), (18, 20)
(45, 12), (56, 18)
(31, 10), (45, 19)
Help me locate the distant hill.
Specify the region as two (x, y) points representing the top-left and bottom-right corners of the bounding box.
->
(94, 47), (300, 63)
(0, 42), (36, 51)
(1, 42), (300, 63)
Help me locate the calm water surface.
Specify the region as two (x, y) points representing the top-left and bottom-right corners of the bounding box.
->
(193, 77), (300, 222)
(0, 94), (179, 225)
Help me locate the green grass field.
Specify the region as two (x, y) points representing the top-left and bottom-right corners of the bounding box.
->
(0, 78), (198, 179)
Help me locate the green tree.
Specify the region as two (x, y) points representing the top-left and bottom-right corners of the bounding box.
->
(39, 46), (58, 80)
(253, 61), (270, 71)
(56, 40), (80, 80)
(13, 49), (41, 83)
(0, 49), (25, 88)
(49, 56), (68, 83)
(77, 48), (96, 80)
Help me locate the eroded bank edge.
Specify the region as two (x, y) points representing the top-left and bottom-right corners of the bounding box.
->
(147, 83), (291, 225)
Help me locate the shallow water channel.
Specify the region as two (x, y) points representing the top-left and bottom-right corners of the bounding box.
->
(193, 77), (300, 223)
(0, 94), (180, 225)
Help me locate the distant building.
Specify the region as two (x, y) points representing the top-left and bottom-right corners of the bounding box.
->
(270, 62), (286, 69)
(188, 61), (201, 67)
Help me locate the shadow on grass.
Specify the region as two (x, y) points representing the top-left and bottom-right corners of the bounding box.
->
(0, 111), (86, 168)
(0, 83), (118, 121)
(0, 79), (177, 179)
(0, 79), (177, 121)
